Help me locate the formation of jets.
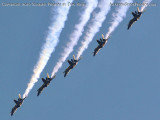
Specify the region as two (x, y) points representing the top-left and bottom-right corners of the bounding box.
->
(10, 74), (56, 116)
(11, 7), (146, 116)
(93, 7), (144, 57)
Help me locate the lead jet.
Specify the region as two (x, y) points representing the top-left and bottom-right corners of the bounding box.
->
(93, 34), (110, 56)
(11, 94), (26, 116)
(37, 73), (56, 96)
(63, 55), (81, 77)
(127, 7), (145, 30)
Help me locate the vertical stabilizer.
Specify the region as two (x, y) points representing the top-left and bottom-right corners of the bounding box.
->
(47, 73), (50, 78)
(73, 55), (76, 60)
(137, 7), (140, 12)
(102, 34), (105, 39)
(18, 94), (21, 99)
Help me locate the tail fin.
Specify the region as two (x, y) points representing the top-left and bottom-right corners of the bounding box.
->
(102, 34), (105, 39)
(47, 73), (50, 78)
(73, 55), (76, 60)
(18, 94), (21, 99)
(137, 7), (140, 12)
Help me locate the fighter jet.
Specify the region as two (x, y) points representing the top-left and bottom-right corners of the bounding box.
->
(37, 73), (56, 96)
(11, 94), (26, 116)
(127, 7), (145, 30)
(93, 34), (110, 56)
(63, 55), (81, 77)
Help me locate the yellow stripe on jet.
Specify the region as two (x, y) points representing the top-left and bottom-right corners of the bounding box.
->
(102, 34), (105, 39)
(73, 55), (76, 60)
(19, 94), (21, 99)
(47, 73), (50, 78)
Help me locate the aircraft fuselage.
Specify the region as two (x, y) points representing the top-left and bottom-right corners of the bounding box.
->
(100, 40), (107, 48)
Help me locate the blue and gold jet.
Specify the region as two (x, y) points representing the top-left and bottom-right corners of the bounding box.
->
(63, 55), (81, 77)
(128, 7), (145, 30)
(11, 94), (26, 116)
(37, 73), (56, 96)
(93, 34), (110, 56)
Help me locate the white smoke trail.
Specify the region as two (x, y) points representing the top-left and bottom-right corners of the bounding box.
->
(105, 0), (133, 38)
(23, 0), (73, 98)
(141, 0), (152, 11)
(51, 0), (98, 77)
(76, 0), (114, 59)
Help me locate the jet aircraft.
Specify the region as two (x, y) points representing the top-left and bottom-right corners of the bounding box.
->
(11, 94), (26, 116)
(37, 73), (56, 96)
(128, 7), (145, 30)
(93, 34), (110, 56)
(63, 55), (81, 77)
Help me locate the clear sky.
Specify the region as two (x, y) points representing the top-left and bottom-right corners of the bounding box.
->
(0, 0), (160, 120)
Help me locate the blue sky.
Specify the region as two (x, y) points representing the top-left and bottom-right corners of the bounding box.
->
(0, 0), (160, 120)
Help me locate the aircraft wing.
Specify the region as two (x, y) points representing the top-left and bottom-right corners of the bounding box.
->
(93, 45), (101, 56)
(63, 66), (71, 77)
(11, 105), (18, 116)
(97, 40), (101, 45)
(128, 18), (136, 30)
(68, 60), (72, 65)
(14, 99), (18, 104)
(132, 12), (136, 17)
(37, 84), (46, 96)
(42, 78), (46, 83)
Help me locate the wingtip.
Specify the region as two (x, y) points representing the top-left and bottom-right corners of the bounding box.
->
(37, 92), (40, 96)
